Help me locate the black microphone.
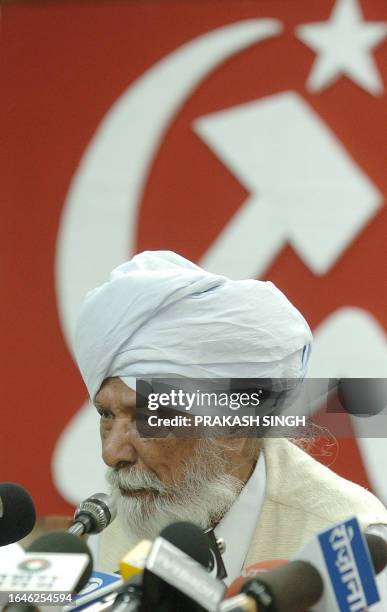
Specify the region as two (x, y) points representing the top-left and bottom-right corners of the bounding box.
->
(222, 532), (387, 612)
(141, 521), (224, 612)
(221, 560), (323, 612)
(27, 531), (93, 593)
(337, 378), (387, 417)
(0, 483), (36, 546)
(365, 532), (387, 575)
(68, 492), (117, 536)
(161, 521), (212, 569)
(111, 522), (214, 612)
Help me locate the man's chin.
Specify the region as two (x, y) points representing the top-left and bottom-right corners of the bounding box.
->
(109, 457), (244, 541)
(115, 492), (176, 542)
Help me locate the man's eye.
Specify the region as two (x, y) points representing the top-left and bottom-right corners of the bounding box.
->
(98, 409), (113, 420)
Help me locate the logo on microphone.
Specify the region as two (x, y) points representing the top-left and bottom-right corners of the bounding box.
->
(79, 576), (103, 594)
(319, 517), (380, 611)
(18, 558), (51, 573)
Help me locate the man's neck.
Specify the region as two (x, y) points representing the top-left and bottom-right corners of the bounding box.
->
(226, 442), (261, 484)
(208, 445), (261, 530)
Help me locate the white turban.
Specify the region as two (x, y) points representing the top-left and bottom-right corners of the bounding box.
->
(74, 251), (312, 401)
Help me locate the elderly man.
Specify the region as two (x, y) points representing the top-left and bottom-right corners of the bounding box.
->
(74, 251), (387, 580)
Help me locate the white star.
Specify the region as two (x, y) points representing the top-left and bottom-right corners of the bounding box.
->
(295, 0), (387, 95)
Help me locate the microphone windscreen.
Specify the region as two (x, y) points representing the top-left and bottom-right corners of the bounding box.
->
(0, 483), (36, 546)
(26, 531), (93, 592)
(242, 560), (323, 612)
(226, 559), (287, 598)
(337, 379), (386, 416)
(365, 533), (387, 575)
(159, 521), (211, 568)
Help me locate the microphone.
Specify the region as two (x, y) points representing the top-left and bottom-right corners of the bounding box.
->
(84, 523), (219, 612)
(293, 517), (385, 611)
(0, 483), (36, 546)
(337, 378), (387, 417)
(65, 539), (154, 611)
(69, 492), (117, 536)
(364, 532), (387, 574)
(221, 560), (323, 612)
(160, 521), (212, 569)
(2, 531), (93, 612)
(64, 570), (123, 612)
(64, 539), (153, 611)
(141, 521), (225, 612)
(67, 544), (149, 612)
(225, 560), (287, 598)
(222, 530), (386, 612)
(26, 531), (93, 593)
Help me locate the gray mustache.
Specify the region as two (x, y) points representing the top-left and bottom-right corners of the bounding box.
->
(106, 467), (166, 493)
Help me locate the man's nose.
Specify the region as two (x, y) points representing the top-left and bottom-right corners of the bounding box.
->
(102, 419), (139, 468)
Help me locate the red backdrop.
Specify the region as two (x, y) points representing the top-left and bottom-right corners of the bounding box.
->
(1, 0), (386, 516)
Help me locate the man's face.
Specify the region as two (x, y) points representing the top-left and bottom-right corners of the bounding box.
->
(95, 377), (246, 542)
(96, 377), (205, 490)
